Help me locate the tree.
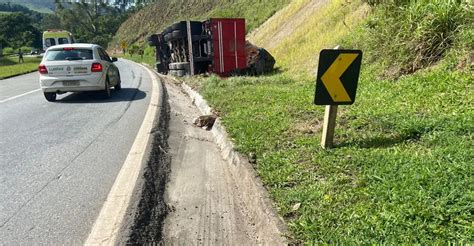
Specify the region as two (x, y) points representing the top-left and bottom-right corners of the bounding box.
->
(54, 0), (129, 47)
(0, 13), (41, 48)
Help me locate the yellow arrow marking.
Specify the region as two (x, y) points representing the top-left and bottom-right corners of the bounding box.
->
(321, 53), (359, 102)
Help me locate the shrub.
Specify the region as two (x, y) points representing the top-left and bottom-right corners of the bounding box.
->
(356, 0), (472, 76)
(3, 47), (13, 55)
(19, 46), (32, 53)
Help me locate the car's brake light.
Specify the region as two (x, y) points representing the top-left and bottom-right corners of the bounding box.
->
(91, 63), (103, 72)
(38, 64), (48, 74)
(63, 47), (74, 50)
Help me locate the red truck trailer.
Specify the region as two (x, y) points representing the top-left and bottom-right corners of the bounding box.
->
(148, 18), (247, 76)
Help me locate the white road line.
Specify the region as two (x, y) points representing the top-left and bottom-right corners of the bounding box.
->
(85, 61), (161, 245)
(0, 89), (41, 104)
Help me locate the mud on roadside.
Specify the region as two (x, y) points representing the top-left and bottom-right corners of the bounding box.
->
(123, 79), (171, 244)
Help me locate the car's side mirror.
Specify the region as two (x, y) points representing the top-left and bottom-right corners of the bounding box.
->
(111, 57), (118, 62)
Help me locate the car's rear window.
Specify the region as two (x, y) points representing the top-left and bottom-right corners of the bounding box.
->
(45, 49), (93, 61)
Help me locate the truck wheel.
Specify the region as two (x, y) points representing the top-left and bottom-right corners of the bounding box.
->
(169, 62), (189, 70)
(44, 92), (56, 102)
(171, 21), (202, 34)
(172, 30), (185, 39)
(168, 70), (177, 77)
(164, 33), (172, 42)
(171, 21), (186, 31)
(175, 62), (190, 70)
(176, 70), (185, 77)
(163, 26), (172, 35)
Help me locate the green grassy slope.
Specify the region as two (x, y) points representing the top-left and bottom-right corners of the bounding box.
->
(111, 0), (290, 46)
(187, 0), (473, 243)
(0, 56), (41, 79)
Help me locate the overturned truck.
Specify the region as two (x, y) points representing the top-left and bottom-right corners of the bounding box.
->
(148, 18), (274, 77)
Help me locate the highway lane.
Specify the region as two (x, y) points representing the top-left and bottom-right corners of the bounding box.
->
(0, 59), (153, 244)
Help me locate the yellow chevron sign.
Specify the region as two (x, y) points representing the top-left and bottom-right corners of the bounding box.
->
(314, 49), (362, 105)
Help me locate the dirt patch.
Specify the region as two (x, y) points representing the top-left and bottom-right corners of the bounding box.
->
(161, 77), (265, 244)
(125, 81), (171, 244)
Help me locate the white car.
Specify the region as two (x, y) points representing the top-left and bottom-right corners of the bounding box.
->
(38, 43), (121, 101)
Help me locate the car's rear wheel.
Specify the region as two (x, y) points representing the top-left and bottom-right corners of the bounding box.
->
(115, 73), (122, 90)
(103, 78), (111, 98)
(43, 92), (56, 102)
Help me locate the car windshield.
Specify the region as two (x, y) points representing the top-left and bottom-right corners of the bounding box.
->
(45, 49), (93, 61)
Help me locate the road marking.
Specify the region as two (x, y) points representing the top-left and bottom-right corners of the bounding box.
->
(320, 53), (359, 102)
(85, 61), (161, 245)
(0, 89), (41, 104)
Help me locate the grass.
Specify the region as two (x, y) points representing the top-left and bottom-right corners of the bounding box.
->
(116, 0), (473, 242)
(183, 0), (474, 243)
(112, 0), (290, 47)
(0, 55), (41, 79)
(194, 63), (473, 243)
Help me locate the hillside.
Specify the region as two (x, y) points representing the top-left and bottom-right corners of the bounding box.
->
(118, 0), (473, 243)
(0, 0), (54, 13)
(112, 0), (290, 45)
(191, 0), (473, 243)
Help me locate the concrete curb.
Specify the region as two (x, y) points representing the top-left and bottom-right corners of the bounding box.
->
(177, 78), (288, 244)
(85, 60), (164, 245)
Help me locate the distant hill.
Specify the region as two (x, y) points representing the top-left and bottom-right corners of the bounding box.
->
(0, 0), (55, 13)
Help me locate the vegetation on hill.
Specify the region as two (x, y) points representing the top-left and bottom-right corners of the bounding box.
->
(184, 0), (473, 243)
(0, 12), (42, 49)
(112, 0), (290, 47)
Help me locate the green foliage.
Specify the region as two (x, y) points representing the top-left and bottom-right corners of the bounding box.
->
(0, 12), (41, 49)
(113, 0), (290, 46)
(348, 0), (473, 77)
(3, 47), (13, 55)
(54, 1), (130, 48)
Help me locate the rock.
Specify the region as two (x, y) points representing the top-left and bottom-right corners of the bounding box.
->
(246, 41), (276, 75)
(291, 203), (301, 212)
(193, 115), (217, 130)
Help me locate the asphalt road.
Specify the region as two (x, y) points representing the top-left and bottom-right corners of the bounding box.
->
(0, 59), (153, 244)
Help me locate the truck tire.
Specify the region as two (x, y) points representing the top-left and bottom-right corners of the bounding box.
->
(169, 62), (190, 70)
(163, 26), (172, 35)
(147, 34), (158, 46)
(172, 30), (185, 40)
(168, 70), (178, 77)
(164, 33), (172, 42)
(175, 62), (190, 70)
(176, 70), (185, 77)
(171, 21), (186, 31)
(171, 21), (202, 35)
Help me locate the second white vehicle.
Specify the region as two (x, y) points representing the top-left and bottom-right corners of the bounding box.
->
(38, 43), (121, 102)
